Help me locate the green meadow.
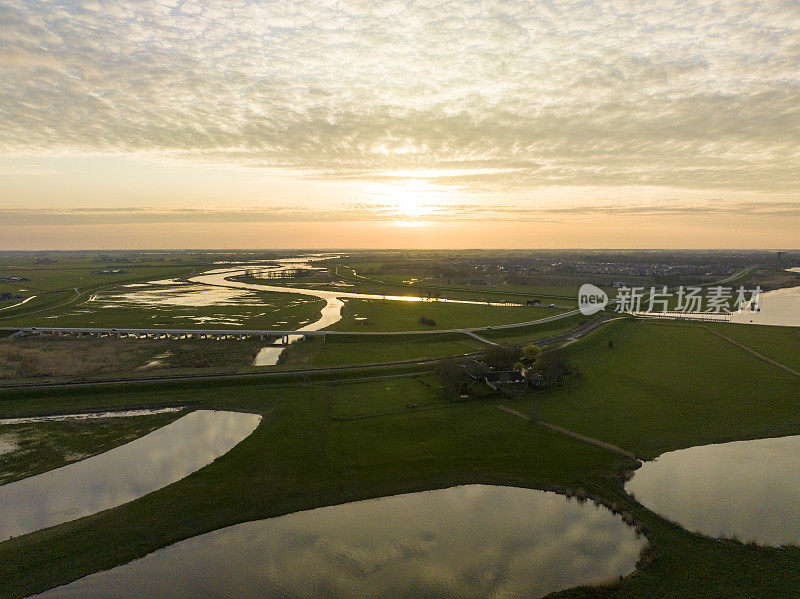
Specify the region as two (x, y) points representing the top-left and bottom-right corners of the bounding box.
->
(2, 319), (800, 597)
(503, 319), (800, 460)
(328, 297), (568, 331)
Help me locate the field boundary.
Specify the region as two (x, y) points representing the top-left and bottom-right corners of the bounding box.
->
(495, 404), (640, 461)
(702, 327), (800, 379)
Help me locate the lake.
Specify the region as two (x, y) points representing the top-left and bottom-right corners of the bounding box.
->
(730, 284), (800, 327)
(0, 410), (261, 541)
(626, 435), (800, 545)
(35, 485), (646, 599)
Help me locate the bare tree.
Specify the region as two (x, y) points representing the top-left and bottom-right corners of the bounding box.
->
(438, 358), (466, 401)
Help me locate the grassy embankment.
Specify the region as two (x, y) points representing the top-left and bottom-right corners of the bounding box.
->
(0, 410), (186, 485)
(327, 298), (569, 332)
(278, 313), (589, 369)
(2, 320), (800, 596)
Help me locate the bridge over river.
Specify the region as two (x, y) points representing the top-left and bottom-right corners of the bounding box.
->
(3, 310), (581, 345)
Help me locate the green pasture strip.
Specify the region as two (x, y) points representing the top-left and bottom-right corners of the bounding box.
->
(503, 319), (800, 460)
(277, 332), (485, 368)
(704, 321), (800, 373)
(328, 298), (567, 332)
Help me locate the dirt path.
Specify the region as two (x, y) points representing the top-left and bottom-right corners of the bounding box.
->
(703, 327), (800, 379)
(495, 404), (640, 461)
(463, 331), (497, 345)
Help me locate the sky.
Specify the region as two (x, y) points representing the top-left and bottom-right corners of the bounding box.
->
(1, 0), (799, 249)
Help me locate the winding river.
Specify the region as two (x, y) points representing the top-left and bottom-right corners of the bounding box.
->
(189, 255), (533, 366)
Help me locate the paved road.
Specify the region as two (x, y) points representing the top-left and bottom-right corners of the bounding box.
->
(0, 315), (608, 392)
(3, 309), (582, 339)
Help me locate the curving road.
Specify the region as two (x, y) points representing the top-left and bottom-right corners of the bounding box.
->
(0, 315), (608, 392)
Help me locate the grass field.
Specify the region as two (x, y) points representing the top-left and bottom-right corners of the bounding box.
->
(0, 337), (270, 385)
(503, 319), (800, 460)
(705, 321), (800, 372)
(278, 333), (485, 368)
(327, 298), (567, 332)
(2, 285), (800, 597)
(328, 374), (445, 419)
(279, 313), (590, 369)
(332, 264), (585, 305)
(2, 355), (800, 597)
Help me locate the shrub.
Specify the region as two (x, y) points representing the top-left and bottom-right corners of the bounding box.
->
(418, 316), (437, 326)
(522, 344), (542, 362)
(483, 343), (522, 370)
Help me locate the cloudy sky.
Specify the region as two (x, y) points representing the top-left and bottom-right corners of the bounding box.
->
(1, 0), (799, 249)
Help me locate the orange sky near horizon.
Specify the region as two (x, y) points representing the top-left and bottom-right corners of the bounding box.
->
(1, 0), (799, 249)
(2, 214), (796, 251)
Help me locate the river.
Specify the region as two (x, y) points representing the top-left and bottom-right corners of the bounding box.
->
(189, 255), (528, 366)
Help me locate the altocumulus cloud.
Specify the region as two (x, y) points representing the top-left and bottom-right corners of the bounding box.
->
(0, 0), (799, 191)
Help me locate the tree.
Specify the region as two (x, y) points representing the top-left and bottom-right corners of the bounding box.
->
(438, 358), (466, 401)
(483, 343), (522, 370)
(535, 349), (574, 386)
(522, 344), (542, 362)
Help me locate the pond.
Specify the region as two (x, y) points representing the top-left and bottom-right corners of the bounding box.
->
(0, 410), (261, 541)
(730, 285), (800, 327)
(35, 485), (646, 599)
(626, 435), (800, 545)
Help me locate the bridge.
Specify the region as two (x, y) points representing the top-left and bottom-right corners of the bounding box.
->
(8, 327), (317, 345)
(629, 311), (732, 323)
(2, 310), (582, 343)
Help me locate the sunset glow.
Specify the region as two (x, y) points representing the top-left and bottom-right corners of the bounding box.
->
(1, 0), (799, 248)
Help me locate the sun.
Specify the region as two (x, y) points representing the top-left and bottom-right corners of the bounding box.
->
(373, 179), (439, 219)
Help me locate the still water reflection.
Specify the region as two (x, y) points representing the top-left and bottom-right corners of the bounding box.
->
(730, 284), (800, 327)
(191, 255), (531, 366)
(0, 410), (261, 541)
(626, 435), (800, 545)
(37, 485), (645, 599)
